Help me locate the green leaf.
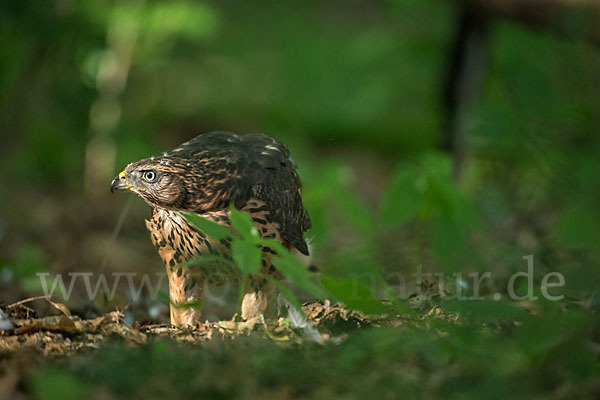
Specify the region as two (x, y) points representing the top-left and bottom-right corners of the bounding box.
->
(555, 202), (600, 250)
(338, 193), (374, 235)
(157, 290), (202, 309)
(231, 238), (262, 275)
(321, 277), (387, 314)
(173, 300), (203, 310)
(271, 279), (304, 315)
(271, 252), (324, 299)
(229, 205), (259, 239)
(142, 2), (219, 41)
(380, 170), (421, 227)
(442, 299), (526, 323)
(175, 255), (234, 270)
(255, 237), (288, 255)
(257, 237), (323, 299)
(32, 369), (89, 400)
(183, 212), (231, 240)
(156, 290), (170, 306)
(431, 216), (467, 273)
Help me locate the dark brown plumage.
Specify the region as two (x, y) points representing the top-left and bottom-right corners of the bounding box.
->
(111, 131), (311, 326)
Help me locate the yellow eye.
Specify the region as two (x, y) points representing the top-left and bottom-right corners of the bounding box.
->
(143, 170), (157, 182)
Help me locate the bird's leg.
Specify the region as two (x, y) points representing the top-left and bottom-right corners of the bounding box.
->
(241, 277), (274, 321)
(167, 266), (203, 327)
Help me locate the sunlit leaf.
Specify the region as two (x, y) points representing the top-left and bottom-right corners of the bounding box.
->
(229, 205), (259, 239)
(231, 239), (261, 275)
(183, 212), (231, 240)
(142, 2), (219, 41)
(256, 238), (324, 299)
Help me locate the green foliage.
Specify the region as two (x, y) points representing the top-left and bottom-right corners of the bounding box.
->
(228, 206), (260, 240)
(185, 206), (327, 310)
(138, 2), (219, 42)
(25, 303), (600, 399)
(269, 244), (324, 300)
(555, 201), (600, 251)
(320, 277), (386, 315)
(430, 215), (468, 274)
(30, 369), (89, 400)
(3, 244), (47, 293)
(3, 1), (600, 398)
(230, 239), (261, 275)
(379, 153), (484, 275)
(380, 169), (421, 227)
(380, 153), (478, 228)
(182, 212), (231, 240)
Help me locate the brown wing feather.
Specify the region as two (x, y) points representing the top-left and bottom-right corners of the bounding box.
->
(168, 132), (311, 255)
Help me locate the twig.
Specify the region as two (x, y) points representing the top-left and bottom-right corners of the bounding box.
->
(6, 295), (51, 309)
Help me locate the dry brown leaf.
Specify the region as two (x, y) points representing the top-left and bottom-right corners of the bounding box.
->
(45, 300), (71, 317)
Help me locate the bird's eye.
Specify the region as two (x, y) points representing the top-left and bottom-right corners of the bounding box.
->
(142, 170), (157, 183)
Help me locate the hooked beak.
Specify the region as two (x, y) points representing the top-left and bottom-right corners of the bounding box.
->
(110, 170), (128, 193)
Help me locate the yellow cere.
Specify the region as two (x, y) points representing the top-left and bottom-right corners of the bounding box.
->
(119, 169), (146, 191)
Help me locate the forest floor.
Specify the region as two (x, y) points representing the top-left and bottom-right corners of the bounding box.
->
(3, 294), (598, 400)
(0, 299), (406, 400)
(0, 300), (382, 356)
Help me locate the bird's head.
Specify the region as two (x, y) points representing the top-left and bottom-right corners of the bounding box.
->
(110, 157), (188, 210)
(111, 154), (245, 212)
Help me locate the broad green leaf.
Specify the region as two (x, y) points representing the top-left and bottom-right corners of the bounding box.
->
(338, 193), (374, 236)
(255, 237), (288, 255)
(380, 170), (421, 227)
(271, 254), (324, 299)
(256, 238), (322, 293)
(231, 239), (261, 275)
(142, 2), (219, 41)
(321, 277), (387, 315)
(183, 212), (231, 240)
(259, 237), (323, 299)
(431, 216), (467, 273)
(229, 205), (259, 239)
(421, 152), (452, 180)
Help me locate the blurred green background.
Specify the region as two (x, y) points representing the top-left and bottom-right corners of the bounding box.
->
(1, 0), (600, 398)
(2, 0), (599, 307)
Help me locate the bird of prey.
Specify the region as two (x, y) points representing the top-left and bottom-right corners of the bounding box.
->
(110, 132), (311, 326)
